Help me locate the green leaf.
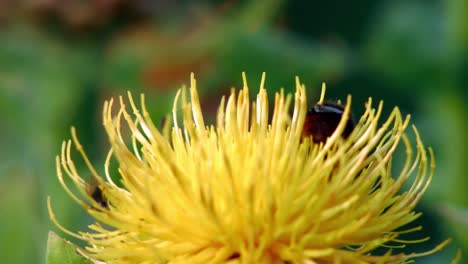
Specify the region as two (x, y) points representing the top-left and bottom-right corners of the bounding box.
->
(46, 231), (92, 264)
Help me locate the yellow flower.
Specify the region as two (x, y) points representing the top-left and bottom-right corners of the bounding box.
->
(49, 73), (450, 263)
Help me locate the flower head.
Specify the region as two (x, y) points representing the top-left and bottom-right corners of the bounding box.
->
(49, 73), (449, 263)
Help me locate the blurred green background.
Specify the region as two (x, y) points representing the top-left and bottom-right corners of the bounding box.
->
(0, 0), (466, 263)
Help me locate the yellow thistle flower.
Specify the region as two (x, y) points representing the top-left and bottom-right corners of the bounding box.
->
(49, 73), (450, 263)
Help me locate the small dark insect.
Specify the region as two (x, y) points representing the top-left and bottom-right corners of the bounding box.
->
(90, 186), (108, 208)
(303, 102), (355, 143)
(86, 180), (109, 209)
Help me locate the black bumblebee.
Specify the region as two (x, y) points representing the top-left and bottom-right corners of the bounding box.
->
(303, 102), (355, 143)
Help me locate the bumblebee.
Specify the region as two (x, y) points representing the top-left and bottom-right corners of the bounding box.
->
(303, 102), (355, 143)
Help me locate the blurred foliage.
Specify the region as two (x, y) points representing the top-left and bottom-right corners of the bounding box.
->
(0, 0), (466, 263)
